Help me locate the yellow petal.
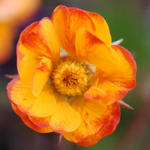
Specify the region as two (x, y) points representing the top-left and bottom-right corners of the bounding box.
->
(49, 94), (81, 133)
(17, 22), (44, 56)
(38, 17), (60, 60)
(63, 97), (119, 144)
(18, 18), (60, 59)
(7, 78), (57, 117)
(76, 29), (136, 104)
(17, 56), (39, 83)
(17, 22), (48, 83)
(11, 103), (52, 133)
(32, 57), (52, 96)
(76, 103), (120, 146)
(29, 85), (57, 117)
(87, 12), (112, 46)
(75, 28), (113, 67)
(52, 5), (112, 55)
(7, 78), (34, 111)
(17, 18), (60, 83)
(51, 5), (95, 56)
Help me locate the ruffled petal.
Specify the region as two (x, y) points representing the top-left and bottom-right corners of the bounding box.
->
(52, 5), (111, 55)
(17, 18), (60, 84)
(7, 77), (34, 111)
(11, 103), (52, 133)
(18, 55), (52, 97)
(7, 78), (81, 133)
(17, 22), (46, 57)
(87, 12), (111, 46)
(77, 103), (120, 146)
(75, 28), (109, 65)
(63, 98), (120, 145)
(18, 18), (60, 59)
(7, 78), (57, 117)
(75, 29), (136, 104)
(85, 79), (129, 105)
(48, 94), (81, 133)
(51, 5), (95, 55)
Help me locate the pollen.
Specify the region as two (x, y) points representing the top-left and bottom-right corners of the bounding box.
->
(51, 58), (92, 96)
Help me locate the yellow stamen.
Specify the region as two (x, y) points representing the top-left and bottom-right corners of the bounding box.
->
(52, 58), (92, 96)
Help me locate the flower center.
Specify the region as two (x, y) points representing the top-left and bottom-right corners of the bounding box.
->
(51, 58), (92, 96)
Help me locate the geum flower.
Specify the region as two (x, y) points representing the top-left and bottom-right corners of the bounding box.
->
(7, 5), (137, 146)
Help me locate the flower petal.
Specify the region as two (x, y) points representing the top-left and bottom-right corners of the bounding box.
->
(76, 29), (136, 104)
(11, 103), (52, 133)
(7, 78), (81, 133)
(51, 5), (95, 55)
(17, 18), (60, 83)
(17, 55), (39, 83)
(52, 5), (111, 55)
(87, 12), (112, 46)
(32, 57), (52, 96)
(17, 22), (45, 57)
(29, 116), (50, 128)
(77, 103), (120, 146)
(48, 94), (81, 133)
(85, 79), (129, 105)
(38, 17), (60, 59)
(75, 28), (109, 65)
(7, 78), (57, 117)
(63, 98), (120, 145)
(7, 77), (34, 111)
(18, 18), (60, 58)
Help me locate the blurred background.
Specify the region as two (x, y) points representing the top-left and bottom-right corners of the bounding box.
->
(0, 0), (150, 150)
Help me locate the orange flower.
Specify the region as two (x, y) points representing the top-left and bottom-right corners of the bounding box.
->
(0, 0), (41, 24)
(0, 0), (42, 64)
(7, 5), (136, 146)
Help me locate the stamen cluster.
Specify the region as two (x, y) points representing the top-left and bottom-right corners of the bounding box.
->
(52, 58), (92, 96)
